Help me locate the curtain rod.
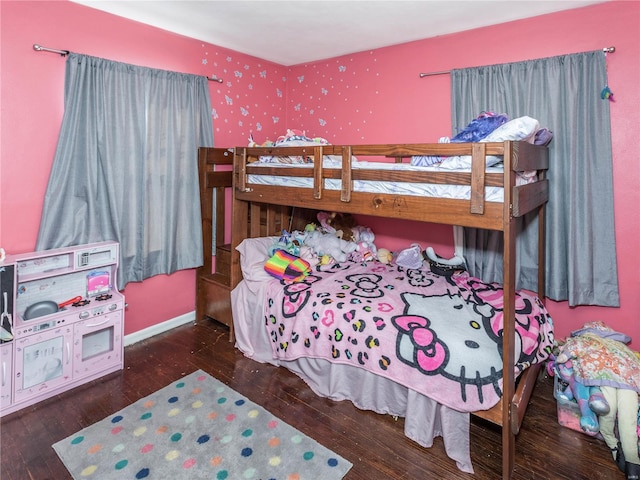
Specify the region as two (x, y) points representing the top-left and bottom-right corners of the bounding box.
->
(33, 43), (224, 83)
(419, 46), (616, 78)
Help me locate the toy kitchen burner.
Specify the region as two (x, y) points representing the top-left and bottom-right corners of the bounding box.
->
(1, 241), (125, 416)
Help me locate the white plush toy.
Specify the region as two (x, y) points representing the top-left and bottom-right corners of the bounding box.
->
(304, 230), (357, 263)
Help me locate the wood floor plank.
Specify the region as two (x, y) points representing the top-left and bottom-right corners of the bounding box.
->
(0, 320), (624, 479)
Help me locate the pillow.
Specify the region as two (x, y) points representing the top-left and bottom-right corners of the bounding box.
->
(480, 116), (540, 143)
(236, 236), (278, 286)
(438, 116), (540, 169)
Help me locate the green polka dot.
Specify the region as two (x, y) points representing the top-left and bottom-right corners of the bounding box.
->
(303, 451), (315, 461)
(70, 436), (84, 445)
(242, 468), (256, 478)
(115, 459), (128, 470)
(241, 429), (253, 437)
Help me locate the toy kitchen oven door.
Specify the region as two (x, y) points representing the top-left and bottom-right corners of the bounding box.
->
(8, 242), (125, 408)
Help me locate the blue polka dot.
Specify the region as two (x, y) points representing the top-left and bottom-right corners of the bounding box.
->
(235, 399), (245, 406)
(168, 396), (179, 403)
(241, 447), (253, 457)
(111, 415), (123, 424)
(197, 434), (210, 444)
(327, 458), (339, 467)
(135, 468), (150, 478)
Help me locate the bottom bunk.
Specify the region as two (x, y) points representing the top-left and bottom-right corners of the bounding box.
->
(229, 232), (554, 474)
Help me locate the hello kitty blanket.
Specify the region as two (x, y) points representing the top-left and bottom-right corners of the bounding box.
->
(264, 261), (554, 412)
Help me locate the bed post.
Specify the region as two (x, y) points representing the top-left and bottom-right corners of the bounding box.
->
(502, 142), (517, 479)
(196, 147), (235, 340)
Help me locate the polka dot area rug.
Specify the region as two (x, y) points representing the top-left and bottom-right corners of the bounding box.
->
(53, 370), (352, 480)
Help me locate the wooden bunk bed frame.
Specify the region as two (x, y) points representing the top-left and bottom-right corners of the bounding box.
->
(197, 141), (549, 479)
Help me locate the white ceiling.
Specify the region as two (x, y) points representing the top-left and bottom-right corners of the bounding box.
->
(70, 0), (607, 66)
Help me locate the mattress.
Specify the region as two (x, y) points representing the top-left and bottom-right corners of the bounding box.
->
(246, 158), (536, 202)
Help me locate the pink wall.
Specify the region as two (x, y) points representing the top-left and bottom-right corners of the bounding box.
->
(2, 1), (638, 345)
(283, 1), (640, 345)
(1, 1), (288, 334)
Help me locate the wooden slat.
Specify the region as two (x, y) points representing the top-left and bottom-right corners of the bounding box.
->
(313, 145), (323, 199)
(341, 145), (352, 202)
(206, 171), (233, 188)
(470, 143), (486, 214)
(236, 186), (506, 230)
(512, 179), (549, 217)
(509, 141), (549, 172)
(245, 165), (504, 187)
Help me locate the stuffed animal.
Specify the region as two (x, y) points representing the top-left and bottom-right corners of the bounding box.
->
(303, 229), (357, 264)
(248, 133), (274, 148)
(556, 321), (640, 479)
(317, 211), (357, 241)
(376, 248), (393, 264)
(351, 241), (376, 263)
(551, 358), (609, 435)
(351, 225), (377, 258)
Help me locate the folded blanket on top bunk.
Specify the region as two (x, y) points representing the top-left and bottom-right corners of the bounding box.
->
(411, 113), (554, 168)
(249, 128), (339, 164)
(264, 260), (554, 412)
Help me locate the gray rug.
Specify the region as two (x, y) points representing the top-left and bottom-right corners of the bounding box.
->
(53, 369), (352, 479)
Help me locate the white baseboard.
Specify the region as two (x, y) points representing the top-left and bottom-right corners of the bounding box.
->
(124, 310), (195, 347)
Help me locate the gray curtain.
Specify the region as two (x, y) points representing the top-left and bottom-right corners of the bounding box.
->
(451, 50), (619, 306)
(36, 53), (214, 289)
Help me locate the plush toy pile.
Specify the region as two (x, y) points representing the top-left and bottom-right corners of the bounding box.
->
(263, 211), (474, 283)
(549, 321), (640, 479)
(263, 211), (379, 282)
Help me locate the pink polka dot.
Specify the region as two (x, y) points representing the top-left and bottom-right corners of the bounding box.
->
(268, 420), (278, 429)
(111, 426), (123, 435)
(226, 414), (236, 422)
(183, 458), (196, 469)
(141, 444), (154, 454)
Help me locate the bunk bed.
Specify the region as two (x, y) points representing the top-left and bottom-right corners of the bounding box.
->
(197, 141), (550, 478)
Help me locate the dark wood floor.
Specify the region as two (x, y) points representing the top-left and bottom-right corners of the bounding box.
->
(0, 319), (623, 479)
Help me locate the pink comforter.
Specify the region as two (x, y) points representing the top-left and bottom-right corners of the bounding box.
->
(264, 262), (554, 412)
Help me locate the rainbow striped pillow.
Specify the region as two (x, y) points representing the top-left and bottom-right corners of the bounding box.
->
(264, 250), (311, 282)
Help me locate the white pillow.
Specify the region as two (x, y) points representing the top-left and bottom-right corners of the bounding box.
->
(235, 237), (278, 290)
(438, 116), (540, 169)
(480, 116), (540, 143)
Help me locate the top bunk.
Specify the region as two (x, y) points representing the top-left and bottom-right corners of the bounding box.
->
(233, 140), (548, 231)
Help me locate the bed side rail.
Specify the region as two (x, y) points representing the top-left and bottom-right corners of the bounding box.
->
(234, 141), (548, 218)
